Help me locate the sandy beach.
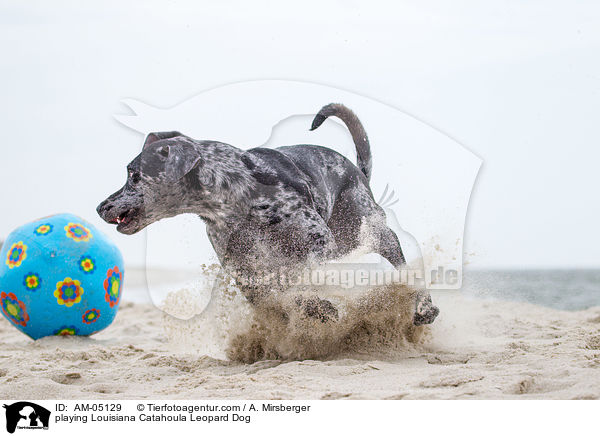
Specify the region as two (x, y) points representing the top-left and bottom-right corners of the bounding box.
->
(1, 284), (599, 400)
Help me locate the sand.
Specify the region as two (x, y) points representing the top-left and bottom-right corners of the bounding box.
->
(1, 284), (599, 400)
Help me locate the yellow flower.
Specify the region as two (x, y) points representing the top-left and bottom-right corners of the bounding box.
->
(6, 242), (27, 268)
(64, 223), (92, 242)
(54, 277), (84, 307)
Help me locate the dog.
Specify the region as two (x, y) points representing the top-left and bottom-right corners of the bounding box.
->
(97, 103), (439, 325)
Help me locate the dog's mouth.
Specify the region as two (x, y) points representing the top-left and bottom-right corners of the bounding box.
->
(108, 208), (142, 233)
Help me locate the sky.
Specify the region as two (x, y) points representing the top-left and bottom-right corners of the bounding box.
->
(1, 0), (599, 269)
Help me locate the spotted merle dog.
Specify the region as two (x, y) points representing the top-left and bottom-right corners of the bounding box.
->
(97, 103), (439, 325)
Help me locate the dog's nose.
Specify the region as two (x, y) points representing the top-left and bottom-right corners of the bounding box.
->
(96, 200), (112, 217)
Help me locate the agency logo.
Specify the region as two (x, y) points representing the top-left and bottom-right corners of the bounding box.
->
(112, 80), (481, 318)
(2, 402), (50, 434)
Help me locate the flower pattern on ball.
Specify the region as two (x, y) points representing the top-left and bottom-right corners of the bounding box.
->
(104, 266), (122, 308)
(34, 223), (53, 236)
(64, 223), (92, 242)
(23, 273), (41, 291)
(78, 256), (96, 274)
(55, 326), (78, 336)
(1, 292), (29, 327)
(54, 277), (84, 307)
(6, 241), (27, 269)
(82, 308), (100, 324)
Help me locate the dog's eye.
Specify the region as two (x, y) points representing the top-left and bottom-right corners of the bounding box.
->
(158, 146), (169, 158)
(131, 172), (141, 184)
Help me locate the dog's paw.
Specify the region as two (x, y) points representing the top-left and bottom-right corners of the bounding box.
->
(413, 292), (440, 326)
(296, 296), (339, 323)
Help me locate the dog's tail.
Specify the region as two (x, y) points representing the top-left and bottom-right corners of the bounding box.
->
(310, 103), (372, 182)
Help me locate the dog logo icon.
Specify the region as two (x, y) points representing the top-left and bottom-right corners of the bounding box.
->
(3, 402), (50, 433)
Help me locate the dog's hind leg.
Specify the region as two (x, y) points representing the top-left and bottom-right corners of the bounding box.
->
(370, 221), (406, 267)
(371, 219), (439, 325)
(367, 216), (439, 325)
(413, 291), (439, 326)
(330, 185), (439, 325)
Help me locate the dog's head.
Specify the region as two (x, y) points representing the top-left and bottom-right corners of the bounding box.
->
(97, 131), (213, 234)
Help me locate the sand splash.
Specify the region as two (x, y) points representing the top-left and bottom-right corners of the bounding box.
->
(227, 285), (428, 362)
(160, 263), (429, 363)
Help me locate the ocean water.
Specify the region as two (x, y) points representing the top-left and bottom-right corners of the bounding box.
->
(462, 269), (600, 311)
(122, 268), (600, 312)
(2, 236), (597, 312)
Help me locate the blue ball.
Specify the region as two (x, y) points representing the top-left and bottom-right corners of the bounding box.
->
(0, 213), (124, 339)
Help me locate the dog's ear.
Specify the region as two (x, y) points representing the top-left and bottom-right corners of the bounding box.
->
(163, 143), (203, 182)
(143, 131), (183, 149)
